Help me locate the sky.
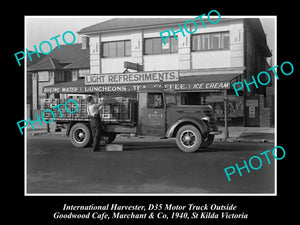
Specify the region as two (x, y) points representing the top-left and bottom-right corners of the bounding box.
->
(25, 16), (275, 64)
(26, 17), (110, 50)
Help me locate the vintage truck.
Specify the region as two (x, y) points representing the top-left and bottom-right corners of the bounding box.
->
(44, 88), (221, 152)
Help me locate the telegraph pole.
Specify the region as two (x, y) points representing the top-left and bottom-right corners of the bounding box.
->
(224, 90), (229, 139)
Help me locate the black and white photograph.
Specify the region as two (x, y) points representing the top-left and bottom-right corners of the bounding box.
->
(23, 15), (276, 195)
(11, 7), (297, 224)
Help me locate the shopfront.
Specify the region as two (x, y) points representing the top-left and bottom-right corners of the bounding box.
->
(43, 70), (243, 126)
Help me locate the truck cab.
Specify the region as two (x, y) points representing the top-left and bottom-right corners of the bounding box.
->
(136, 88), (220, 152)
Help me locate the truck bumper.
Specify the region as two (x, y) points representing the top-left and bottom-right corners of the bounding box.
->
(209, 130), (222, 135)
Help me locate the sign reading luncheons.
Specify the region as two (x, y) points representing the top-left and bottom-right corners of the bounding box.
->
(85, 71), (179, 85)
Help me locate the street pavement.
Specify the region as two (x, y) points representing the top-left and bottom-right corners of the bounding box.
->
(26, 135), (275, 194)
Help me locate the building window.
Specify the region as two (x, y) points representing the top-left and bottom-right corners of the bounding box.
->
(144, 37), (178, 55)
(102, 40), (131, 58)
(54, 70), (72, 83)
(192, 32), (230, 51)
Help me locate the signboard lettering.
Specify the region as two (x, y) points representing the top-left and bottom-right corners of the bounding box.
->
(85, 71), (179, 85)
(149, 112), (163, 126)
(44, 81), (231, 93)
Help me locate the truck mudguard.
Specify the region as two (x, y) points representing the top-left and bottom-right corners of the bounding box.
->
(165, 118), (210, 138)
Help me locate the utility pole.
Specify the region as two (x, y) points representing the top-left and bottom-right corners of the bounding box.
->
(46, 93), (50, 133)
(224, 90), (229, 139)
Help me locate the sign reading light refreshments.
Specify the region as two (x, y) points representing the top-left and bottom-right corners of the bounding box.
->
(85, 71), (179, 85)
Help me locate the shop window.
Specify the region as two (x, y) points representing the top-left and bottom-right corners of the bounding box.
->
(102, 40), (131, 58)
(144, 37), (178, 55)
(181, 92), (201, 105)
(192, 32), (230, 51)
(147, 93), (164, 108)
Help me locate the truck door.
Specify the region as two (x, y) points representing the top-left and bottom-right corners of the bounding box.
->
(137, 92), (166, 136)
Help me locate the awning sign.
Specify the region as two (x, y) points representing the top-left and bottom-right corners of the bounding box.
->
(43, 81), (230, 93)
(85, 70), (179, 85)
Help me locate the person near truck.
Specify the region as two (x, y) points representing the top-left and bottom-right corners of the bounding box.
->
(86, 96), (104, 152)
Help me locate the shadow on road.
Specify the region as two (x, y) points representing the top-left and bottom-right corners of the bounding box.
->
(122, 142), (177, 151)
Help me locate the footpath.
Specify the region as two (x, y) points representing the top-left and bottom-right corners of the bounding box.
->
(26, 123), (275, 143)
(215, 126), (274, 143)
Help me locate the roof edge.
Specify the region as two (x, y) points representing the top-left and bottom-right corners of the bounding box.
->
(77, 18), (236, 36)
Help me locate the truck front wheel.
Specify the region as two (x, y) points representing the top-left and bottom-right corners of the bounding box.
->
(176, 125), (202, 153)
(70, 123), (92, 148)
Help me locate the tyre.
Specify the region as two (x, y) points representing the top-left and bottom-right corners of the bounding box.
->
(175, 125), (202, 153)
(200, 135), (214, 148)
(69, 123), (91, 148)
(101, 133), (117, 144)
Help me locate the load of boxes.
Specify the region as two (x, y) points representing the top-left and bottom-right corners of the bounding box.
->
(43, 98), (80, 119)
(43, 97), (137, 124)
(101, 97), (137, 122)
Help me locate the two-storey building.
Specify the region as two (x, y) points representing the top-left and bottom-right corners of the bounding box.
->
(43, 17), (273, 127)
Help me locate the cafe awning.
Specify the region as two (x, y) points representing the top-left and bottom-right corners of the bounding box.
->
(43, 72), (241, 94)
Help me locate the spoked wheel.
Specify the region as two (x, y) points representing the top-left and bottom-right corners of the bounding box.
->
(69, 123), (92, 148)
(176, 125), (202, 153)
(74, 129), (86, 142)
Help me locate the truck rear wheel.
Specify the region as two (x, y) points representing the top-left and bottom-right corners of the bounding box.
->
(176, 125), (202, 153)
(70, 123), (91, 148)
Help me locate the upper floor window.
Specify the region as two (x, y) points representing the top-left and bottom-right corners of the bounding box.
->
(55, 70), (72, 83)
(192, 32), (230, 51)
(144, 37), (178, 55)
(102, 40), (131, 58)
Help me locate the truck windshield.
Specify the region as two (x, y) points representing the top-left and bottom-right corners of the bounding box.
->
(165, 92), (177, 106)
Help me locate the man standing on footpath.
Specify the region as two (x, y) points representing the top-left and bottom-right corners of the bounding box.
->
(86, 96), (104, 151)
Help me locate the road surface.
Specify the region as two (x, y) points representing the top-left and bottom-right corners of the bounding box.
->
(26, 135), (275, 194)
